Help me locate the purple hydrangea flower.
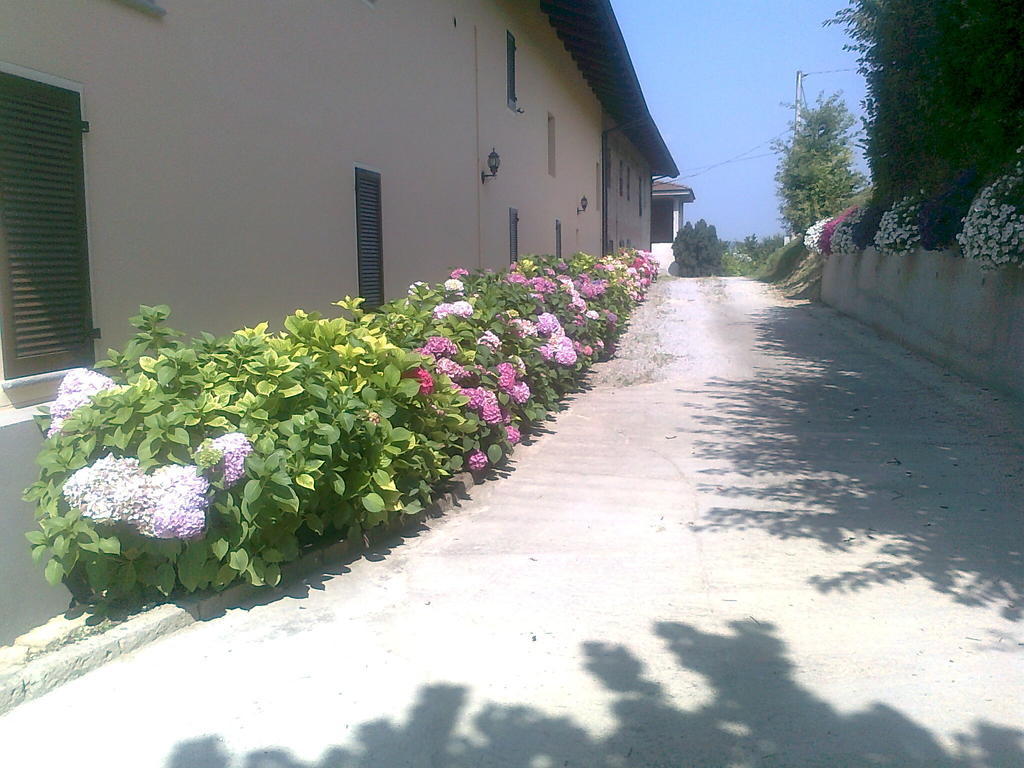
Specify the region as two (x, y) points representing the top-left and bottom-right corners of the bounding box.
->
(209, 432), (254, 488)
(143, 465), (211, 540)
(48, 369), (118, 436)
(461, 386), (503, 424)
(536, 313), (562, 337)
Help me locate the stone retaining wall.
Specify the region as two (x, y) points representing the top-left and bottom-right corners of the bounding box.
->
(821, 247), (1024, 399)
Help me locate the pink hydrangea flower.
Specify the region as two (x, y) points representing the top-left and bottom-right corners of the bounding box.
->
(505, 426), (521, 445)
(403, 367), (434, 395)
(506, 273), (529, 285)
(418, 335), (459, 359)
(508, 381), (531, 404)
(450, 268), (470, 279)
(467, 450), (489, 471)
(435, 356), (471, 383)
(509, 318), (538, 338)
(433, 301), (474, 320)
(477, 330), (501, 351)
(529, 277), (557, 294)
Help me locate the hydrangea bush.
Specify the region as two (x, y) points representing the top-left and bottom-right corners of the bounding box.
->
(804, 218), (830, 255)
(874, 197), (923, 257)
(957, 151), (1024, 267)
(26, 250), (657, 606)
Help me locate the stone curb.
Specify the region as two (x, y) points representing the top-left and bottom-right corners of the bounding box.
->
(0, 472), (478, 717)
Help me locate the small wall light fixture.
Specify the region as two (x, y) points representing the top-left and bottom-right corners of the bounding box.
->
(481, 148), (501, 183)
(577, 195), (588, 215)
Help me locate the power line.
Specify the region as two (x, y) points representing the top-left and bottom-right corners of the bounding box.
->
(678, 150), (781, 179)
(676, 129), (790, 178)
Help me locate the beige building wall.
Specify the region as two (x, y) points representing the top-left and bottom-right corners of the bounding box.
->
(0, 0), (639, 409)
(605, 128), (653, 252)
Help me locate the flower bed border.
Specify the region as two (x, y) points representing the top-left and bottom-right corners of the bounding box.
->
(0, 470), (477, 716)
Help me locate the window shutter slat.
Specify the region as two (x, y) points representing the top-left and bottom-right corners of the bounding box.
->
(355, 168), (384, 308)
(0, 72), (94, 379)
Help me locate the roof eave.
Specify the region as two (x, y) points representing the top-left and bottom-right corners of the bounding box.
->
(540, 0), (678, 177)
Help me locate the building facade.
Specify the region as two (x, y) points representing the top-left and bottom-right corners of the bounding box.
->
(0, 0), (676, 642)
(0, 0), (675, 409)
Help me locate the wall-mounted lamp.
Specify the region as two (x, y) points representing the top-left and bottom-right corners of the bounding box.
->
(481, 148), (501, 183)
(577, 196), (588, 215)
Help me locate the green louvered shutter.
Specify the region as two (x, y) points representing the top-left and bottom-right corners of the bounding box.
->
(354, 168), (384, 308)
(0, 72), (94, 379)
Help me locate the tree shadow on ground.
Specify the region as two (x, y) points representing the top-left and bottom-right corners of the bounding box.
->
(165, 620), (1021, 767)
(682, 303), (1023, 620)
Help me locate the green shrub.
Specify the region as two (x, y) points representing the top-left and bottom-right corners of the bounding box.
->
(25, 251), (658, 608)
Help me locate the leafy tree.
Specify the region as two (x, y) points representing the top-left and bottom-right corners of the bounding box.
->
(723, 234), (786, 276)
(774, 94), (866, 234)
(829, 0), (1024, 206)
(673, 220), (725, 276)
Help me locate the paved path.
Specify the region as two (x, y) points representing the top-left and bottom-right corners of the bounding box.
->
(3, 277), (1022, 767)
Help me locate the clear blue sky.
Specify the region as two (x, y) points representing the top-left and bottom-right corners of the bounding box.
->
(611, 0), (868, 241)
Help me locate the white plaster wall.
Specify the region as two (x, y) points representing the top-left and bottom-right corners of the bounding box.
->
(822, 247), (1024, 399)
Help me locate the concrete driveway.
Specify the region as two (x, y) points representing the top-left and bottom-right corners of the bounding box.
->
(2, 277), (1021, 767)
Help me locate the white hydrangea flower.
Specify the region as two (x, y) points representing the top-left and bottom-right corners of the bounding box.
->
(958, 152), (1024, 268)
(805, 218), (830, 255)
(443, 278), (465, 293)
(831, 208), (864, 256)
(875, 197), (922, 257)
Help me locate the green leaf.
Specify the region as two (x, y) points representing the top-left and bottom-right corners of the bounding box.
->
(25, 530), (46, 546)
(210, 538), (230, 560)
(228, 549), (250, 572)
(279, 383), (305, 398)
(389, 427), (413, 443)
(295, 473), (316, 490)
(98, 537), (121, 555)
(155, 562), (176, 596)
(44, 558), (64, 586)
(361, 493), (385, 514)
(396, 378), (421, 398)
(243, 479), (263, 505)
(331, 474), (347, 496)
(383, 364), (401, 387)
(487, 443), (503, 465)
(156, 364), (176, 388)
(168, 427), (190, 445)
(264, 563), (282, 587)
(256, 380), (276, 396)
(177, 544), (207, 591)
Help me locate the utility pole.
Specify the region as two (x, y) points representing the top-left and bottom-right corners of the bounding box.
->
(794, 70), (804, 137)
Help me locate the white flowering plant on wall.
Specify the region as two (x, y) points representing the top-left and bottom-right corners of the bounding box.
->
(829, 206), (864, 256)
(804, 218), (830, 255)
(957, 149), (1024, 267)
(875, 197), (923, 257)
